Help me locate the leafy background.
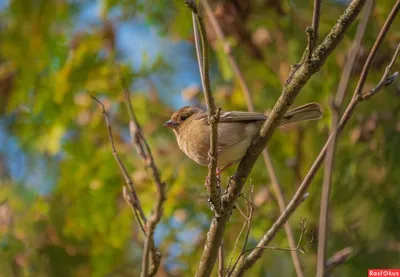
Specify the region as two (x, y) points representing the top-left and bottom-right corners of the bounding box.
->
(0, 0), (399, 276)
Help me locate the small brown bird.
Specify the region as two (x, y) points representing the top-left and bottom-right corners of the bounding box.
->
(164, 103), (322, 174)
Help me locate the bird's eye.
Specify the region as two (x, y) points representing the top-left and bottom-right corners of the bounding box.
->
(179, 114), (189, 121)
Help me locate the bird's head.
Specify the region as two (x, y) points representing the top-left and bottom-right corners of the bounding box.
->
(163, 106), (203, 130)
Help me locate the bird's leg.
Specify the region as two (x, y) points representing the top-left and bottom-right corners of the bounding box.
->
(216, 162), (235, 176)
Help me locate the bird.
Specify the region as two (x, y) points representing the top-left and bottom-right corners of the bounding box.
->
(164, 103), (322, 175)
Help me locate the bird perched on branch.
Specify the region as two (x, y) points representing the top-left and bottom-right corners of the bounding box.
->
(164, 103), (322, 175)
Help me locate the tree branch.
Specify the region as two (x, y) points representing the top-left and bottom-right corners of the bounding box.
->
(288, 0), (323, 84)
(316, 1), (374, 276)
(186, 0), (221, 213)
(307, 0), (323, 61)
(87, 93), (147, 228)
(227, 185), (254, 276)
(118, 70), (166, 277)
(201, 1), (305, 275)
(231, 2), (399, 275)
(194, 1), (366, 276)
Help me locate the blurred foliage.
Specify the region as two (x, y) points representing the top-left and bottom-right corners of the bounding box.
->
(1, 0), (400, 276)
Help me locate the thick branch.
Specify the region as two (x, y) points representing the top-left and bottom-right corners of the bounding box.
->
(188, 0), (221, 213)
(316, 1), (374, 276)
(195, 1), (366, 276)
(201, 0), (305, 275)
(232, 2), (399, 275)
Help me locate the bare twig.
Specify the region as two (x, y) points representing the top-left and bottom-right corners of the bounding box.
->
(227, 186), (254, 276)
(117, 70), (166, 277)
(226, 196), (252, 273)
(123, 186), (146, 235)
(87, 93), (147, 227)
(187, 0), (221, 213)
(316, 1), (374, 276)
(231, 2), (399, 275)
(194, 1), (366, 276)
(287, 0), (323, 84)
(309, 0), (322, 60)
(229, 218), (312, 276)
(248, 219), (313, 254)
(201, 1), (305, 275)
(361, 44), (400, 100)
(354, 1), (400, 99)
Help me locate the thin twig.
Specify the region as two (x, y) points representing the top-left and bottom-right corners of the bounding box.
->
(226, 188), (255, 273)
(201, 1), (306, 275)
(316, 1), (374, 276)
(354, 0), (400, 99)
(228, 185), (254, 276)
(123, 186), (146, 235)
(187, 0), (221, 214)
(309, 0), (322, 60)
(230, 218), (311, 276)
(361, 44), (400, 100)
(231, 2), (399, 275)
(227, 212), (248, 272)
(195, 1), (366, 276)
(287, 0), (323, 84)
(235, 203), (247, 219)
(87, 93), (147, 226)
(117, 69), (166, 277)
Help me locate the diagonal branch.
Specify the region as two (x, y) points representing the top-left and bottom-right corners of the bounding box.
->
(117, 70), (166, 277)
(88, 93), (147, 228)
(194, 1), (366, 276)
(186, 0), (221, 213)
(201, 0), (305, 275)
(316, 1), (374, 276)
(231, 2), (399, 275)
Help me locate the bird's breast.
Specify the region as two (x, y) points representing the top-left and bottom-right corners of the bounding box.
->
(176, 122), (210, 166)
(176, 121), (260, 167)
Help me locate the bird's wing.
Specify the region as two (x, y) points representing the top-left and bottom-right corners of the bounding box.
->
(218, 111), (267, 123)
(196, 110), (267, 124)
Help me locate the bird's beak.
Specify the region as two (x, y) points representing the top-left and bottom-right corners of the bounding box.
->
(163, 120), (179, 128)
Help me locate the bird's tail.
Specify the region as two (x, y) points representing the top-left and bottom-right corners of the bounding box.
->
(280, 102), (323, 126)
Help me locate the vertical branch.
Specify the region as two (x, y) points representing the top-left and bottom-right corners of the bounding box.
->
(201, 1), (305, 276)
(193, 1), (366, 276)
(300, 0), (323, 67)
(310, 0), (322, 52)
(316, 1), (374, 276)
(118, 71), (166, 277)
(230, 1), (399, 274)
(186, 0), (221, 213)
